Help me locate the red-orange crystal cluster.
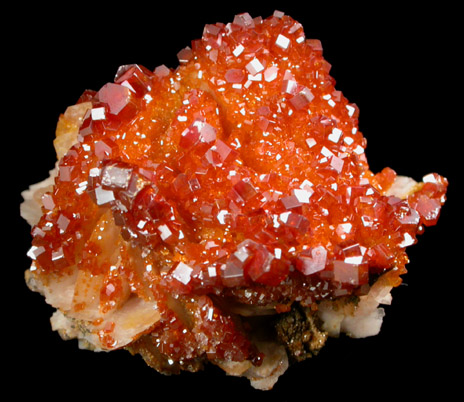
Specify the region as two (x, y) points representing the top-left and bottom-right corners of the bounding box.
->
(24, 11), (447, 385)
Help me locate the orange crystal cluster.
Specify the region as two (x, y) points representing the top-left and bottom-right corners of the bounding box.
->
(25, 11), (447, 374)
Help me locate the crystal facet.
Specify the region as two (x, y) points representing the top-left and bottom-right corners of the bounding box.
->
(22, 10), (448, 391)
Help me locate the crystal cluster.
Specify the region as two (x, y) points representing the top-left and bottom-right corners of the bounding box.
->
(22, 11), (447, 390)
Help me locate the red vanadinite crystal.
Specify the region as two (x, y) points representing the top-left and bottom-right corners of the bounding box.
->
(27, 12), (447, 369)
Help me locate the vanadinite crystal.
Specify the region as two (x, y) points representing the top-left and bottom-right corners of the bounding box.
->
(21, 11), (448, 390)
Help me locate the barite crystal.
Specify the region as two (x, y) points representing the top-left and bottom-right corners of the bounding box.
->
(21, 11), (447, 391)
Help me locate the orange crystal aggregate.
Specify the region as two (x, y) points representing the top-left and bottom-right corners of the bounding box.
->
(25, 11), (447, 376)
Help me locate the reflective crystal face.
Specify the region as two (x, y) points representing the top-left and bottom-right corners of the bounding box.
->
(23, 10), (448, 389)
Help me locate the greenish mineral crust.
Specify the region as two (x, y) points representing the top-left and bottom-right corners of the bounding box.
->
(275, 304), (328, 362)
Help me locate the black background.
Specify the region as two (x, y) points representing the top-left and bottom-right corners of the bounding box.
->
(7, 1), (460, 400)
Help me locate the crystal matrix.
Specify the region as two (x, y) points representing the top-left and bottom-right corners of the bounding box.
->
(21, 11), (448, 390)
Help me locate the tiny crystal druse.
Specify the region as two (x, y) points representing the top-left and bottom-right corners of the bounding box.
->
(21, 11), (447, 390)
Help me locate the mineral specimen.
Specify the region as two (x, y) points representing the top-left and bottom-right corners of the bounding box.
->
(21, 10), (448, 390)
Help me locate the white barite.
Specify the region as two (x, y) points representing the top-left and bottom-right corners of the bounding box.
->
(18, 7), (443, 389)
(385, 175), (418, 199)
(316, 174), (423, 339)
(20, 166), (58, 226)
(50, 296), (161, 351)
(21, 166), (418, 388)
(23, 208), (162, 352)
(423, 173), (439, 184)
(317, 279), (393, 338)
(215, 341), (289, 391)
